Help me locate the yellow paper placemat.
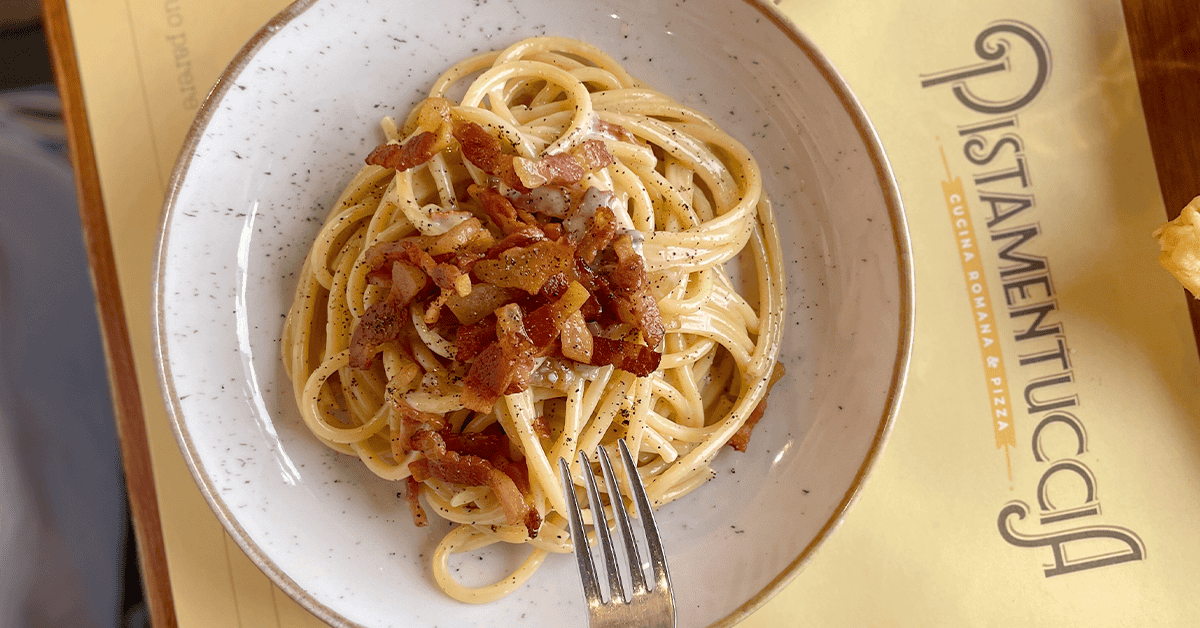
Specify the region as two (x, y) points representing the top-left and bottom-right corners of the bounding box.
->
(64, 0), (1200, 625)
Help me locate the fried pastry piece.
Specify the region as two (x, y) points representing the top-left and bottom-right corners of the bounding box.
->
(1153, 195), (1200, 297)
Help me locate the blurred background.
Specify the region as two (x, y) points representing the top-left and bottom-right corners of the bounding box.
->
(0, 1), (148, 627)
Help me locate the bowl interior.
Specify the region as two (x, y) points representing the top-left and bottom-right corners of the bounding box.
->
(156, 0), (911, 626)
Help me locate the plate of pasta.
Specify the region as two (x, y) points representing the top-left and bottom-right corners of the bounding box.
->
(154, 0), (912, 627)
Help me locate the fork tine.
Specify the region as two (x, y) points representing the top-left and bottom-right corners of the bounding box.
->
(578, 448), (625, 602)
(617, 439), (672, 592)
(596, 444), (647, 594)
(558, 456), (601, 605)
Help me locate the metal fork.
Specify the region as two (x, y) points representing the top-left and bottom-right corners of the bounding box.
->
(558, 440), (675, 628)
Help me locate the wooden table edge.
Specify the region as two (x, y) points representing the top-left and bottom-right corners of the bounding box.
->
(1120, 0), (1200, 353)
(41, 1), (180, 627)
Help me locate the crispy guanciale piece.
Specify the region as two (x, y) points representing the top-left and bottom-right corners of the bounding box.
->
(372, 240), (467, 296)
(360, 239), (473, 327)
(473, 240), (574, 295)
(566, 258), (606, 323)
(530, 415), (552, 440)
(389, 398), (445, 457)
(461, 283), (591, 410)
(486, 226), (546, 259)
(538, 272), (571, 301)
(495, 303), (535, 358)
(403, 476), (428, 527)
(607, 234), (665, 347)
(470, 184), (536, 235)
(727, 398), (766, 453)
(428, 217), (486, 257)
(453, 120), (527, 191)
(514, 140), (616, 188)
(589, 335), (661, 377)
(362, 219), (490, 266)
(410, 431), (489, 482)
(558, 309), (593, 363)
(521, 281), (590, 348)
(364, 257), (431, 306)
(390, 260), (429, 305)
(365, 132), (439, 171)
(360, 237), (427, 270)
(446, 283), (515, 327)
(727, 363), (786, 452)
(564, 187), (615, 244)
(352, 238), (484, 368)
(409, 431), (541, 537)
(460, 343), (524, 413)
(514, 153), (585, 188)
(454, 317), (497, 362)
(366, 97), (456, 173)
(488, 455), (542, 535)
(441, 430), (508, 461)
(574, 205), (618, 264)
(511, 186), (570, 220)
(608, 234), (645, 291)
(463, 304), (541, 408)
(348, 297), (405, 369)
(541, 222), (564, 240)
(390, 415), (418, 458)
(452, 120), (504, 174)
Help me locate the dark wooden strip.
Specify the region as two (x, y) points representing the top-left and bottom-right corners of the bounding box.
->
(1121, 0), (1200, 355)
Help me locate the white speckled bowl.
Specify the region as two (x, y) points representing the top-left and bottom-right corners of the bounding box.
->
(154, 0), (912, 626)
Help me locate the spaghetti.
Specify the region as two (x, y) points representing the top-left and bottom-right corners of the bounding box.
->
(281, 36), (785, 603)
